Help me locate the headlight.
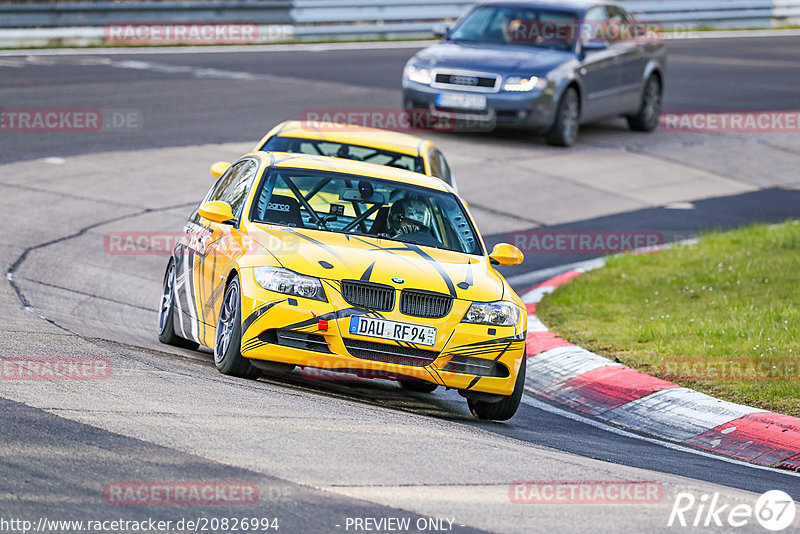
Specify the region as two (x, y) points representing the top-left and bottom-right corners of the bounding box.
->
(503, 76), (546, 92)
(405, 65), (432, 85)
(462, 301), (521, 327)
(253, 267), (326, 302)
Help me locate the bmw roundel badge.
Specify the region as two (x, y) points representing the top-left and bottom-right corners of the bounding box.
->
(391, 277), (405, 285)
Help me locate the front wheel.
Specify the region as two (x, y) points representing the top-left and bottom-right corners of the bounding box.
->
(214, 276), (260, 380)
(627, 74), (663, 132)
(468, 354), (526, 421)
(545, 87), (580, 147)
(157, 260), (199, 350)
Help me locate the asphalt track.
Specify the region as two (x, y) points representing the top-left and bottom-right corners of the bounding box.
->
(1, 36), (800, 533)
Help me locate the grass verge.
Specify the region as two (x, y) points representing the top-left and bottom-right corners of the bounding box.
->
(538, 220), (800, 417)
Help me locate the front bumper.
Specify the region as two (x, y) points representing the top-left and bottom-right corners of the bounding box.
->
(238, 269), (526, 397)
(402, 81), (558, 132)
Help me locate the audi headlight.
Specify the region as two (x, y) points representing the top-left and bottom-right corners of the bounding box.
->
(405, 65), (432, 85)
(253, 267), (326, 302)
(462, 301), (521, 327)
(503, 76), (546, 92)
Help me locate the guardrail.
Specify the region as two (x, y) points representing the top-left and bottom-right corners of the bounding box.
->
(0, 0), (799, 47)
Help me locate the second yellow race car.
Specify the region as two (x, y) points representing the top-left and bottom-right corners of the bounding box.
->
(250, 120), (458, 191)
(158, 151), (527, 420)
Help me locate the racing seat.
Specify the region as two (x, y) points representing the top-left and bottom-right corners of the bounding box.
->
(258, 194), (305, 228)
(369, 207), (391, 235)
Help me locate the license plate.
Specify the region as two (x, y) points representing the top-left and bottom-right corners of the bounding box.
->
(436, 93), (487, 111)
(348, 316), (436, 347)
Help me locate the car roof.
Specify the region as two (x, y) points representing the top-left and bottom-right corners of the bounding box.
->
(269, 120), (429, 157)
(479, 0), (620, 13)
(256, 151), (452, 193)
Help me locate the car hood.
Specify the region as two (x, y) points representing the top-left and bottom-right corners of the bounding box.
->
(247, 225), (505, 303)
(414, 41), (573, 75)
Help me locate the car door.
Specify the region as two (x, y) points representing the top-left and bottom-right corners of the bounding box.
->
(606, 4), (648, 113)
(170, 162), (248, 345)
(577, 6), (623, 121)
(196, 158), (260, 345)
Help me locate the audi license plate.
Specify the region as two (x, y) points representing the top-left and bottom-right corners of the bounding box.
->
(349, 316), (436, 347)
(436, 93), (487, 111)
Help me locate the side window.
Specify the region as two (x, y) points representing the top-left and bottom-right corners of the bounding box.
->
(209, 160), (258, 220)
(582, 6), (609, 46)
(605, 6), (631, 43)
(428, 148), (452, 186)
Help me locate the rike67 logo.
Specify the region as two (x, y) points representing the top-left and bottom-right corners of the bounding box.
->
(668, 490), (796, 531)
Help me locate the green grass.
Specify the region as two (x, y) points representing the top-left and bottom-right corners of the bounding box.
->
(538, 220), (800, 417)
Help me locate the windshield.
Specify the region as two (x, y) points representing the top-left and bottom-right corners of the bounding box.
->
(449, 6), (580, 52)
(262, 136), (425, 174)
(250, 168), (481, 255)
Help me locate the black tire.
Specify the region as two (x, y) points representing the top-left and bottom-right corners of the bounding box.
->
(214, 275), (260, 380)
(468, 354), (526, 421)
(545, 86), (580, 147)
(157, 260), (199, 350)
(399, 379), (439, 393)
(627, 74), (662, 132)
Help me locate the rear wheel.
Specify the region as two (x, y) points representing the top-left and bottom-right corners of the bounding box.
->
(157, 260), (199, 350)
(627, 74), (662, 132)
(545, 87), (580, 147)
(214, 276), (260, 380)
(468, 354), (526, 421)
(399, 379), (438, 393)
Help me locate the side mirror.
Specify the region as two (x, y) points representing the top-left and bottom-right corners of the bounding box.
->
(432, 22), (451, 39)
(489, 243), (524, 266)
(210, 161), (231, 179)
(581, 40), (607, 55)
(198, 201), (235, 225)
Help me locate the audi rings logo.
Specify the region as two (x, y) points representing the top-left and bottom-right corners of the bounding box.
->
(450, 75), (479, 86)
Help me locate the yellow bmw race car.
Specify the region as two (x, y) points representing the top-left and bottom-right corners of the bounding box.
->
(158, 151), (527, 420)
(250, 120), (458, 191)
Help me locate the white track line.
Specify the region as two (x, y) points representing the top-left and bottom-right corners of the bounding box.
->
(521, 392), (800, 478)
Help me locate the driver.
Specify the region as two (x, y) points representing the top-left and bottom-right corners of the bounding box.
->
(385, 196), (440, 247)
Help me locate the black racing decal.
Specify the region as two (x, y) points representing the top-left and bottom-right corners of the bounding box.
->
(293, 230), (347, 262)
(322, 279), (342, 295)
(402, 243), (457, 298)
(445, 337), (525, 358)
(423, 366), (444, 386)
(447, 336), (521, 352)
(360, 261), (376, 282)
(241, 300), (285, 334)
(242, 338), (267, 353)
(348, 236), (457, 297)
(203, 279), (226, 317)
(457, 261), (474, 291)
(319, 260), (334, 269)
(349, 237), (428, 271)
(465, 376), (481, 390)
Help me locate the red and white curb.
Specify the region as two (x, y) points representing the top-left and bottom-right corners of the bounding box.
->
(521, 264), (800, 472)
